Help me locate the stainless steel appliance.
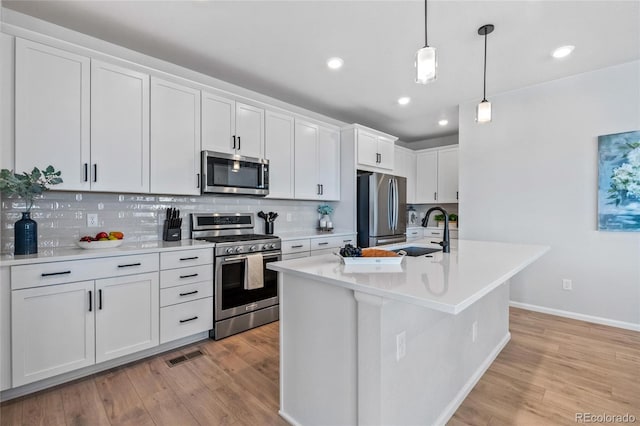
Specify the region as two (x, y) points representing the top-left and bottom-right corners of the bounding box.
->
(357, 172), (407, 247)
(201, 151), (269, 196)
(191, 213), (280, 340)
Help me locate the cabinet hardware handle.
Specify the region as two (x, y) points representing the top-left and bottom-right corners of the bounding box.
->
(93, 164), (97, 182)
(317, 184), (320, 195)
(232, 135), (236, 149)
(431, 232), (440, 235)
(237, 136), (241, 150)
(179, 273), (198, 279)
(291, 244), (304, 248)
(434, 192), (437, 201)
(84, 163), (88, 182)
(98, 289), (103, 310)
(318, 242), (329, 246)
(320, 184), (324, 195)
(456, 191), (458, 200)
(179, 290), (199, 296)
(41, 270), (71, 277)
(180, 316), (198, 323)
(343, 240), (352, 242)
(179, 256), (199, 261)
(88, 290), (92, 312)
(118, 262), (141, 268)
(197, 173), (200, 189)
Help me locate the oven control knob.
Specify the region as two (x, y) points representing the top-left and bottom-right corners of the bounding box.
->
(225, 247), (234, 254)
(235, 247), (244, 253)
(265, 243), (274, 250)
(250, 245), (257, 252)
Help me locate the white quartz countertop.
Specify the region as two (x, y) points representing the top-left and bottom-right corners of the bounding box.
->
(0, 239), (215, 267)
(277, 230), (356, 241)
(268, 239), (549, 314)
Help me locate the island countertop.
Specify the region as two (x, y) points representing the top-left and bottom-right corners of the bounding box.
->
(268, 239), (549, 314)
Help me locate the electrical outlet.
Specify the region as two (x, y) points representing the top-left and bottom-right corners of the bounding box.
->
(286, 213), (292, 222)
(87, 213), (99, 228)
(472, 321), (478, 343)
(396, 331), (406, 361)
(562, 279), (572, 291)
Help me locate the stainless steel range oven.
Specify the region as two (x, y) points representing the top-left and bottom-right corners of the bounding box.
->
(191, 213), (280, 340)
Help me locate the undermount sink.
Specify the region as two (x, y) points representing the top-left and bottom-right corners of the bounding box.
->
(392, 246), (442, 257)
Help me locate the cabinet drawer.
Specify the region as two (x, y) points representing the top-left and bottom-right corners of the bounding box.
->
(160, 297), (213, 344)
(160, 264), (213, 289)
(160, 248), (213, 270)
(406, 228), (422, 239)
(311, 235), (354, 251)
(424, 229), (444, 238)
(160, 280), (213, 307)
(281, 239), (310, 255)
(11, 253), (158, 290)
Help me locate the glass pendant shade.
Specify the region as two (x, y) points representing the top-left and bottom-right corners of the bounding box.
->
(415, 46), (437, 84)
(476, 100), (492, 123)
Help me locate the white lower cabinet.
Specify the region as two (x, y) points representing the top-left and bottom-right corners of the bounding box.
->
(281, 234), (356, 258)
(160, 297), (213, 344)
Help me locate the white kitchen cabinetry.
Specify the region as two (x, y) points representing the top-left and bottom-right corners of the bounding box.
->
(150, 77), (201, 195)
(394, 147), (417, 204)
(202, 92), (264, 158)
(15, 38), (90, 191)
(294, 119), (340, 201)
(415, 146), (459, 204)
(352, 126), (397, 172)
(281, 234), (356, 258)
(265, 111), (295, 199)
(90, 60), (150, 193)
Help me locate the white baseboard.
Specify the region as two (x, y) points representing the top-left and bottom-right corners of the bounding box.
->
(509, 301), (640, 332)
(433, 332), (511, 426)
(278, 410), (302, 426)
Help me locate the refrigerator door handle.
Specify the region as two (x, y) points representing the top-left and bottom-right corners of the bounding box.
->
(388, 178), (394, 231)
(393, 178), (398, 231)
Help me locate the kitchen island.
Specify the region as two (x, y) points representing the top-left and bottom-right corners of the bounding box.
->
(268, 239), (548, 426)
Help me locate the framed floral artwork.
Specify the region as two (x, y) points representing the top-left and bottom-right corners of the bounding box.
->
(598, 130), (640, 231)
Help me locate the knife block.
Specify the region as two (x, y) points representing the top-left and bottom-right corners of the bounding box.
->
(163, 221), (182, 241)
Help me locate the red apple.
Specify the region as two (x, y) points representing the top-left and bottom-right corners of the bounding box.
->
(95, 232), (109, 240)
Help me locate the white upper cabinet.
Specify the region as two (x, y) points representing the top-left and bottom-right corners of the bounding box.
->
(294, 119), (341, 201)
(346, 125), (397, 173)
(377, 136), (396, 170)
(150, 77), (201, 195)
(415, 146), (459, 204)
(356, 130), (379, 167)
(202, 92), (264, 158)
(15, 38), (90, 191)
(91, 60), (150, 193)
(265, 110), (295, 199)
(394, 147), (417, 204)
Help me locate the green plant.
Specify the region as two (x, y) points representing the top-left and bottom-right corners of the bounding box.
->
(317, 204), (334, 215)
(0, 166), (63, 212)
(434, 213), (458, 222)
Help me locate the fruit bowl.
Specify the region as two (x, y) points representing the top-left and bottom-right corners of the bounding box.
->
(76, 239), (124, 250)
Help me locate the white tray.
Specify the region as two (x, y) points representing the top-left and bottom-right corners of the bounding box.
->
(76, 239), (124, 249)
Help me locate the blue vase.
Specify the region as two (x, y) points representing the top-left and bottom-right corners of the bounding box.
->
(15, 212), (37, 255)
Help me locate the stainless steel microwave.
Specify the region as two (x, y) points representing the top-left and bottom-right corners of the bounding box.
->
(201, 151), (269, 196)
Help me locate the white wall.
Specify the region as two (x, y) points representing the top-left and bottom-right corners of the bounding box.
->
(459, 61), (640, 327)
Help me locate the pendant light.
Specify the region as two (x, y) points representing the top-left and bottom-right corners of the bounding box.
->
(476, 24), (494, 123)
(415, 0), (436, 84)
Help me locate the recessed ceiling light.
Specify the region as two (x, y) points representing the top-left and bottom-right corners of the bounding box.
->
(552, 45), (575, 59)
(397, 97), (411, 105)
(438, 119), (448, 126)
(327, 57), (344, 70)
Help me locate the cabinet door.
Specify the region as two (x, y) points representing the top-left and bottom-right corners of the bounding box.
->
(202, 91), (235, 154)
(95, 272), (159, 363)
(318, 126), (340, 200)
(15, 38), (90, 191)
(377, 136), (395, 170)
(265, 111), (295, 199)
(12, 281), (95, 386)
(91, 60), (149, 193)
(150, 77), (201, 195)
(437, 147), (459, 203)
(356, 130), (379, 167)
(294, 120), (320, 199)
(235, 102), (265, 158)
(415, 151), (438, 203)
(406, 151), (417, 204)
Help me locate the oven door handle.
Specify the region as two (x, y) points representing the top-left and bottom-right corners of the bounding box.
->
(223, 253), (281, 262)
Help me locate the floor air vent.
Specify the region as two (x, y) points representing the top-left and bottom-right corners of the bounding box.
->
(166, 349), (204, 367)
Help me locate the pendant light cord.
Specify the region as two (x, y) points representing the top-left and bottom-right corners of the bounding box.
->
(482, 30), (487, 102)
(424, 0), (428, 47)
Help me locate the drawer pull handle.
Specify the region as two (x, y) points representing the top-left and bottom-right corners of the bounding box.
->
(431, 232), (440, 235)
(41, 270), (71, 277)
(291, 245), (304, 248)
(180, 316), (198, 323)
(179, 256), (199, 261)
(343, 240), (352, 243)
(318, 242), (329, 246)
(179, 290), (199, 296)
(180, 273), (199, 279)
(118, 262), (141, 268)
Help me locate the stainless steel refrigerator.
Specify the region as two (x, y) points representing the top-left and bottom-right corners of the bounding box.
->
(357, 172), (407, 247)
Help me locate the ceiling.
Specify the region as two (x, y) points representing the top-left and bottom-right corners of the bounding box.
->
(3, 1), (639, 143)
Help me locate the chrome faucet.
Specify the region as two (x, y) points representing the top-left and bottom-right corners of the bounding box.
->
(421, 207), (450, 253)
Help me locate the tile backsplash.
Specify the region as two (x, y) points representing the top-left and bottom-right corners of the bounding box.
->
(1, 191), (330, 254)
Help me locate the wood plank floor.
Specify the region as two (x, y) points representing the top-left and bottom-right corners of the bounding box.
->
(2, 308), (639, 425)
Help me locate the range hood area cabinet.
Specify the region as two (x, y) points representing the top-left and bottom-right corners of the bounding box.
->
(201, 92), (265, 159)
(15, 39), (150, 193)
(342, 124), (397, 173)
(415, 146), (459, 204)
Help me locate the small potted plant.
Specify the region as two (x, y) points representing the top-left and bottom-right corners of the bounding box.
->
(0, 166), (62, 255)
(317, 204), (334, 231)
(434, 213), (458, 228)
